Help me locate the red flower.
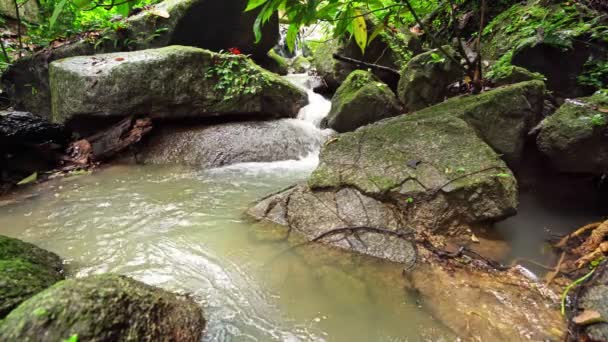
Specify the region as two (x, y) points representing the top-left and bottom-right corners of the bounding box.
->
(228, 47), (242, 55)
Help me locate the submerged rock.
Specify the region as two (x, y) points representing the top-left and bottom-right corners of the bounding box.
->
(322, 70), (402, 133)
(49, 46), (307, 123)
(0, 235), (64, 318)
(136, 119), (331, 168)
(0, 274), (205, 341)
(249, 114), (517, 257)
(537, 91), (608, 174)
(410, 80), (546, 163)
(397, 47), (463, 112)
(408, 263), (564, 341)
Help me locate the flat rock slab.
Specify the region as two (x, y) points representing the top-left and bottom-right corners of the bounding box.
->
(49, 46), (308, 123)
(137, 119), (332, 168)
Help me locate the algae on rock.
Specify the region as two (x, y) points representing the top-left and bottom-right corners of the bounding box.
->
(0, 274), (205, 341)
(537, 91), (608, 173)
(397, 47), (463, 112)
(0, 235), (64, 319)
(323, 70), (402, 133)
(49, 46), (308, 123)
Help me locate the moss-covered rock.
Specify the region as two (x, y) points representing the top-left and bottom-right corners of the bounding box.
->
(49, 46), (308, 123)
(489, 65), (545, 87)
(265, 49), (289, 76)
(0, 0), (39, 22)
(291, 55), (311, 74)
(0, 274), (205, 341)
(312, 27), (421, 92)
(397, 46), (463, 112)
(322, 70), (401, 133)
(0, 235), (64, 319)
(250, 114), (518, 250)
(410, 80), (546, 163)
(537, 90), (608, 173)
(483, 0), (607, 97)
(1, 0), (279, 118)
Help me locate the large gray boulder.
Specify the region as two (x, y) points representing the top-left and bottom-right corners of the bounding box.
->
(136, 119), (331, 168)
(0, 274), (205, 341)
(0, 0), (39, 22)
(49, 46), (307, 123)
(410, 80), (546, 163)
(322, 70), (402, 133)
(537, 91), (608, 173)
(1, 0), (279, 118)
(249, 114), (517, 259)
(397, 47), (463, 112)
(0, 235), (64, 318)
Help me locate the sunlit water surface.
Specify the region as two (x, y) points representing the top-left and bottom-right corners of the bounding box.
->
(0, 164), (455, 341)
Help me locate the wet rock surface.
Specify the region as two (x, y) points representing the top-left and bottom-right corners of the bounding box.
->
(1, 0), (279, 118)
(409, 80), (546, 163)
(537, 91), (608, 174)
(0, 111), (67, 146)
(0, 274), (205, 341)
(322, 70), (402, 133)
(0, 235), (64, 318)
(397, 46), (463, 112)
(137, 119), (330, 168)
(49, 46), (307, 123)
(407, 262), (564, 341)
(250, 113), (518, 248)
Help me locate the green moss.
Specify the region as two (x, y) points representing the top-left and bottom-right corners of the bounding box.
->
(0, 235), (63, 271)
(0, 274), (205, 341)
(0, 259), (63, 318)
(483, 0), (607, 89)
(267, 49), (289, 75)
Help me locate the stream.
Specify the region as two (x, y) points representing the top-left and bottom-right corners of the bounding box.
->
(0, 74), (604, 341)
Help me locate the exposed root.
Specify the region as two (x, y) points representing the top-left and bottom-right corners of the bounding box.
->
(556, 222), (602, 248)
(575, 241), (608, 269)
(572, 220), (608, 257)
(545, 251), (566, 286)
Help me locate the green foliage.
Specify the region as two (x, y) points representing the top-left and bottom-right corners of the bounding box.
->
(590, 113), (606, 127)
(62, 334), (79, 342)
(424, 52), (445, 65)
(204, 53), (270, 101)
(578, 59), (608, 90)
(247, 0), (439, 54)
(484, 0), (607, 90)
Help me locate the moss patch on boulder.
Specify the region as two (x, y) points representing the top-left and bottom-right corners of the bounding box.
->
(0, 274), (205, 341)
(0, 235), (64, 319)
(49, 46), (307, 123)
(323, 70), (402, 133)
(537, 90), (608, 173)
(397, 46), (463, 112)
(409, 80), (546, 163)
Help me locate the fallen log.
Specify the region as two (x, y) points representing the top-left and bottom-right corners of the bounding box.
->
(64, 116), (152, 166)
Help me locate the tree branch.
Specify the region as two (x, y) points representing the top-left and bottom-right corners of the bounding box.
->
(332, 53), (400, 75)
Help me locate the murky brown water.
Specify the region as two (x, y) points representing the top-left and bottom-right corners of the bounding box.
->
(0, 163), (456, 341)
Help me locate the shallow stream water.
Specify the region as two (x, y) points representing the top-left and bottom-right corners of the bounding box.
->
(1, 75), (604, 341)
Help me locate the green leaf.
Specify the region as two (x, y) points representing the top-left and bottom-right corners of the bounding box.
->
(116, 0), (132, 18)
(286, 23), (298, 53)
(245, 0), (268, 12)
(62, 334), (79, 342)
(49, 0), (68, 28)
(17, 172), (37, 185)
(352, 9), (367, 54)
(368, 22), (385, 44)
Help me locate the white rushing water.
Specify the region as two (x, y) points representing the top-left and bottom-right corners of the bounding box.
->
(219, 73), (333, 174)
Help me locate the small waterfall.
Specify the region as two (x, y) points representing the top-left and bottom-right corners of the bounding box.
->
(215, 74), (333, 173)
